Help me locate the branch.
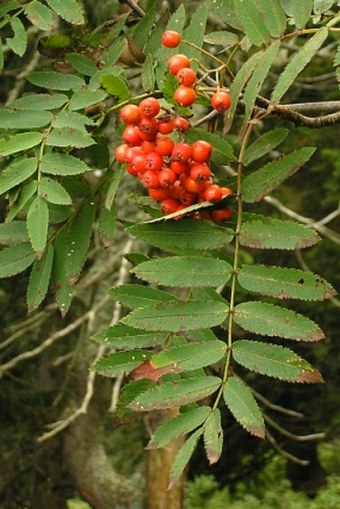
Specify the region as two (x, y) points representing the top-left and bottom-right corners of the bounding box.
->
(252, 388), (304, 419)
(119, 0), (145, 17)
(264, 413), (325, 442)
(266, 429), (309, 466)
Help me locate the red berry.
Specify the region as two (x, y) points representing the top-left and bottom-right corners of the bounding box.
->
(141, 140), (156, 154)
(120, 104), (141, 125)
(159, 167), (177, 187)
(139, 97), (161, 118)
(141, 170), (160, 188)
(192, 140), (213, 163)
(133, 153), (148, 174)
(155, 136), (175, 156)
(221, 186), (233, 197)
(161, 198), (181, 215)
(170, 160), (190, 175)
(202, 184), (223, 202)
(171, 142), (192, 163)
(157, 119), (174, 135)
(115, 143), (128, 163)
(176, 67), (196, 86)
(211, 208), (233, 222)
(122, 125), (142, 146)
(174, 86), (197, 107)
(190, 163), (212, 182)
(138, 117), (158, 141)
(126, 164), (138, 177)
(162, 30), (181, 48)
(145, 152), (163, 172)
(181, 175), (206, 195)
(172, 116), (190, 133)
(149, 187), (172, 201)
(167, 54), (191, 75)
(124, 146), (142, 164)
(211, 91), (231, 112)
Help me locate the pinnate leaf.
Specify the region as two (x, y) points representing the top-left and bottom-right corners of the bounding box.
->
(271, 28), (328, 103)
(12, 93), (68, 110)
(28, 71), (84, 91)
(257, 0), (286, 38)
(0, 133), (43, 157)
(27, 244), (54, 311)
(39, 178), (72, 205)
(240, 215), (320, 250)
(45, 128), (95, 148)
(291, 0), (313, 28)
(242, 147), (316, 202)
(148, 406), (210, 449)
(100, 74), (130, 101)
(244, 128), (289, 166)
(203, 408), (223, 464)
(109, 284), (177, 309)
(45, 0), (85, 25)
(68, 89), (107, 111)
(0, 221), (29, 245)
(0, 157), (37, 195)
(238, 264), (336, 301)
(40, 153), (90, 176)
(25, 2), (56, 31)
(7, 17), (27, 57)
(0, 110), (53, 129)
(123, 300), (229, 332)
(223, 376), (265, 438)
(129, 376), (221, 411)
(234, 301), (324, 341)
(0, 243), (35, 278)
(132, 256), (233, 287)
(92, 350), (150, 378)
(27, 196), (49, 256)
(234, 0), (270, 47)
(6, 181), (37, 222)
(180, 3), (208, 62)
(66, 53), (98, 76)
(169, 428), (204, 490)
(233, 340), (324, 383)
(128, 219), (231, 254)
(92, 324), (168, 349)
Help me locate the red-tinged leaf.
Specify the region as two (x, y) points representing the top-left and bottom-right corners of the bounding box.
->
(130, 360), (179, 381)
(223, 376), (265, 437)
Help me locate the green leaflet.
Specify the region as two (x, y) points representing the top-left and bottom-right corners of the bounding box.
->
(238, 264), (336, 301)
(203, 408), (223, 464)
(132, 256), (233, 287)
(185, 128), (234, 165)
(142, 54), (156, 93)
(233, 0), (271, 47)
(271, 28), (328, 103)
(204, 31), (238, 48)
(0, 132), (43, 157)
(314, 0), (336, 13)
(0, 221), (29, 245)
(122, 300), (229, 332)
(68, 89), (107, 111)
(6, 181), (37, 222)
(52, 111), (94, 129)
(257, 0), (286, 38)
(234, 301), (324, 341)
(24, 2), (56, 31)
(92, 324), (168, 349)
(27, 196), (49, 256)
(169, 428), (204, 490)
(40, 153), (91, 176)
(28, 71), (84, 91)
(129, 376), (222, 411)
(127, 220), (231, 254)
(240, 215), (320, 250)
(291, 0), (313, 28)
(148, 406), (211, 449)
(132, 0), (157, 49)
(223, 376), (265, 438)
(39, 177), (72, 205)
(100, 74), (130, 101)
(64, 202), (95, 284)
(98, 202), (116, 247)
(244, 128), (289, 166)
(105, 164), (124, 210)
(0, 110), (53, 129)
(7, 17), (27, 57)
(179, 3), (209, 63)
(66, 53), (98, 76)
(45, 128), (95, 148)
(151, 340), (227, 372)
(45, 0), (85, 25)
(92, 350), (150, 378)
(109, 284), (178, 309)
(233, 340), (324, 383)
(12, 93), (68, 111)
(242, 147), (316, 202)
(27, 244), (54, 311)
(51, 228), (73, 315)
(0, 243), (35, 278)
(0, 157), (37, 195)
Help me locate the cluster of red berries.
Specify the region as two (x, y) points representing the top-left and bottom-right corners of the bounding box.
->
(115, 96), (233, 221)
(161, 30), (231, 112)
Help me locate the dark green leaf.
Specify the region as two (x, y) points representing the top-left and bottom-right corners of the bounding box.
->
(92, 350), (150, 378)
(223, 376), (265, 437)
(100, 74), (130, 101)
(7, 17), (27, 57)
(123, 300), (229, 332)
(291, 0), (313, 28)
(0, 110), (53, 129)
(240, 215), (320, 250)
(233, 340), (324, 383)
(109, 284), (178, 309)
(244, 128), (289, 166)
(234, 0), (271, 46)
(27, 196), (49, 256)
(68, 89), (107, 111)
(66, 53), (97, 76)
(0, 157), (37, 195)
(203, 409), (223, 464)
(180, 4), (208, 62)
(132, 256), (233, 287)
(52, 111), (94, 129)
(271, 28), (328, 103)
(45, 128), (95, 148)
(0, 221), (29, 245)
(169, 428), (204, 490)
(142, 53), (156, 93)
(40, 153), (90, 176)
(0, 243), (35, 278)
(24, 1), (56, 31)
(45, 0), (85, 25)
(0, 133), (43, 157)
(128, 219), (231, 254)
(52, 229), (73, 315)
(133, 0), (157, 48)
(104, 38), (125, 67)
(27, 244), (54, 311)
(234, 301), (325, 341)
(105, 165), (124, 210)
(28, 71), (84, 91)
(242, 147), (316, 202)
(6, 181), (37, 222)
(92, 324), (168, 349)
(12, 93), (68, 110)
(148, 406), (211, 449)
(129, 376), (222, 411)
(39, 177), (72, 205)
(98, 203), (116, 247)
(238, 264), (336, 301)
